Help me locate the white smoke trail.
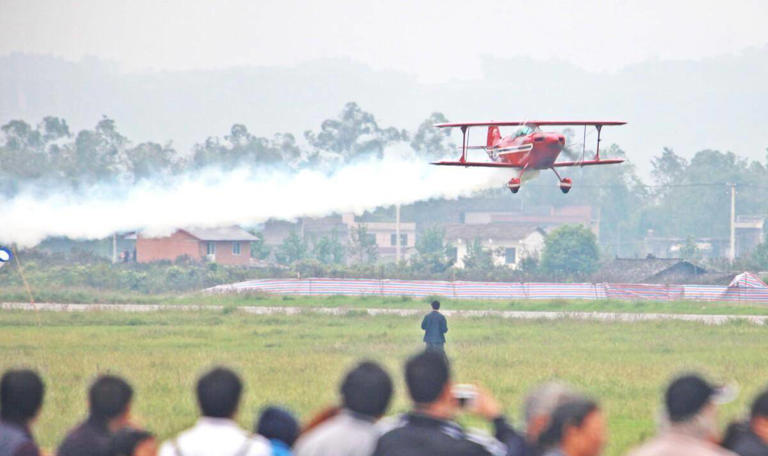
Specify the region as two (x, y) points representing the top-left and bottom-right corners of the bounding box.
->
(1, 151), (507, 247)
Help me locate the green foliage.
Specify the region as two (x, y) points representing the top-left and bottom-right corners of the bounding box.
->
(304, 102), (406, 163)
(679, 236), (701, 261)
(249, 232), (271, 260)
(349, 224), (378, 264)
(410, 112), (454, 159)
(540, 225), (599, 280)
(462, 238), (496, 271)
(275, 231), (308, 265)
(411, 226), (453, 273)
(312, 231), (346, 265)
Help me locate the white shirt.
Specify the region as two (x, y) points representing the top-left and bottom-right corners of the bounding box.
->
(159, 417), (270, 456)
(294, 411), (381, 456)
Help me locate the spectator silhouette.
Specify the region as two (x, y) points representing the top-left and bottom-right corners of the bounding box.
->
(537, 398), (606, 456)
(294, 361), (393, 456)
(58, 375), (133, 456)
(109, 428), (156, 456)
(522, 382), (581, 455)
(628, 373), (736, 456)
(158, 367), (269, 456)
(0, 369), (45, 456)
(722, 388), (768, 456)
(421, 300), (448, 353)
(372, 350), (525, 456)
(256, 406), (299, 456)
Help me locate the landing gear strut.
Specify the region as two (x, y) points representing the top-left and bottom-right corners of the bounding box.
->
(551, 168), (572, 194)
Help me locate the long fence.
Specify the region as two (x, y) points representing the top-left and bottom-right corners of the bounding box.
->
(208, 278), (768, 303)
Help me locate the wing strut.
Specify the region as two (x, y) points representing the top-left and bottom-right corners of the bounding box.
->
(595, 125), (602, 160)
(460, 126), (468, 164)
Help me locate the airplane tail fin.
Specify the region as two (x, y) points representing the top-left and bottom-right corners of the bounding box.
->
(486, 126), (501, 148)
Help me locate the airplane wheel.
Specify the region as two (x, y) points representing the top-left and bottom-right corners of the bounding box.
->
(559, 178), (572, 194)
(560, 186), (570, 194)
(507, 178), (521, 194)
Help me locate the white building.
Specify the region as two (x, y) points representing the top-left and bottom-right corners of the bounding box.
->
(444, 224), (546, 269)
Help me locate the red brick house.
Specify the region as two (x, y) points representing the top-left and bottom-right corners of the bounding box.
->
(136, 226), (258, 265)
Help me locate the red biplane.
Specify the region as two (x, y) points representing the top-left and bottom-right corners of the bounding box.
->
(432, 121), (626, 193)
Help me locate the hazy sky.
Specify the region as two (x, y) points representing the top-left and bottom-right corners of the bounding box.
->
(2, 0), (767, 81)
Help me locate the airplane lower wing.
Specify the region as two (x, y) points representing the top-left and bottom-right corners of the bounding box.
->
(552, 159), (624, 167)
(430, 161), (522, 168)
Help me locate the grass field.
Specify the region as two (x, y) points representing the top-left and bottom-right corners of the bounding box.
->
(2, 308), (768, 455)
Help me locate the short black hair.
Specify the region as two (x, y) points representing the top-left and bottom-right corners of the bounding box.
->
(405, 350), (450, 404)
(665, 373), (716, 422)
(340, 361), (393, 418)
(0, 369), (44, 423)
(109, 427), (154, 456)
(197, 367), (242, 418)
(538, 398), (598, 447)
(431, 300), (440, 310)
(750, 388), (768, 419)
(89, 375), (133, 423)
(256, 406), (299, 447)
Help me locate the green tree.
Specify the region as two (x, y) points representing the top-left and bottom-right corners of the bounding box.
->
(349, 224), (378, 264)
(192, 124), (302, 169)
(275, 231), (308, 265)
(249, 232), (271, 260)
(410, 112), (454, 159)
(540, 225), (599, 281)
(312, 231), (346, 265)
(679, 236), (701, 261)
(462, 239), (495, 271)
(412, 226), (453, 273)
(304, 102), (406, 163)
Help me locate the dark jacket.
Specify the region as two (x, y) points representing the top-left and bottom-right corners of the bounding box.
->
(0, 421), (39, 456)
(57, 416), (112, 456)
(421, 311), (448, 344)
(372, 412), (525, 456)
(723, 421), (768, 456)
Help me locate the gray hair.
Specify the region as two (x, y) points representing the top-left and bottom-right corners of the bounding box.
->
(523, 381), (580, 426)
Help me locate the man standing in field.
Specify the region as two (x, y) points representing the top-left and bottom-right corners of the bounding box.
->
(421, 300), (448, 353)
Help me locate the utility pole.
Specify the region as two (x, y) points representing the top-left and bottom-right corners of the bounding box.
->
(729, 184), (736, 264)
(395, 204), (401, 263)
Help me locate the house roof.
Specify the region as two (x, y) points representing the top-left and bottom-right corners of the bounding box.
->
(182, 226), (259, 241)
(444, 223), (545, 242)
(594, 258), (707, 283)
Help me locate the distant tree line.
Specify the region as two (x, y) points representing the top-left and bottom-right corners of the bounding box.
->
(4, 102), (768, 266)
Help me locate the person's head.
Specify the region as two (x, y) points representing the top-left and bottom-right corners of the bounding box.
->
(663, 373), (726, 441)
(538, 398), (605, 456)
(109, 428), (156, 456)
(749, 388), (768, 444)
(523, 382), (580, 442)
(89, 375), (133, 429)
(340, 361), (393, 419)
(256, 406), (299, 447)
(431, 300), (440, 310)
(405, 350), (453, 416)
(197, 367), (242, 419)
(0, 369), (45, 425)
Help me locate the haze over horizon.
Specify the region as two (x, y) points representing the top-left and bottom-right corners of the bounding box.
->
(2, 0), (768, 178)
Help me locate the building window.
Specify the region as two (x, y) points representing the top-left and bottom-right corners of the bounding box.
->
(390, 233), (408, 246)
(504, 247), (516, 264)
(232, 242), (241, 255)
(207, 242), (216, 255)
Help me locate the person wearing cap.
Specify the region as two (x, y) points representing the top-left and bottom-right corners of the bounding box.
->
(628, 373), (737, 456)
(721, 388), (768, 456)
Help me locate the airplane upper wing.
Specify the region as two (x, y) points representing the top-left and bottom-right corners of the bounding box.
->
(435, 121), (626, 128)
(431, 158), (625, 168)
